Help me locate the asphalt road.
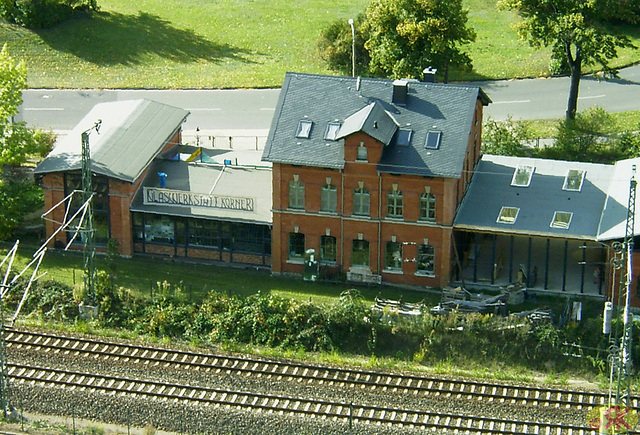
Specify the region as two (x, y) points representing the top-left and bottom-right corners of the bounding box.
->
(17, 64), (640, 135)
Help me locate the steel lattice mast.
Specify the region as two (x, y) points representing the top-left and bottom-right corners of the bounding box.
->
(609, 165), (636, 416)
(81, 120), (101, 305)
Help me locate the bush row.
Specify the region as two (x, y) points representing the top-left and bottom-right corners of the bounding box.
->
(7, 275), (633, 376)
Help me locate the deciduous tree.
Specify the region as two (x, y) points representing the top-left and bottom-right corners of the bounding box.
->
(498, 0), (634, 121)
(0, 45), (54, 239)
(363, 0), (476, 82)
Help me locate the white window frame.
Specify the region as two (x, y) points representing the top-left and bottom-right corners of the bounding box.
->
(511, 165), (535, 187)
(296, 120), (313, 138)
(324, 122), (341, 140)
(563, 169), (585, 191)
(550, 211), (573, 229)
(497, 206), (519, 224)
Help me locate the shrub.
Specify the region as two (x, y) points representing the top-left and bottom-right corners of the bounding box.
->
(0, 0), (99, 29)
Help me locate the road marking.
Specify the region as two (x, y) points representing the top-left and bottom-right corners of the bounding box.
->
(260, 107), (275, 111)
(578, 94), (605, 100)
(491, 99), (531, 104)
(186, 108), (222, 111)
(23, 107), (64, 111)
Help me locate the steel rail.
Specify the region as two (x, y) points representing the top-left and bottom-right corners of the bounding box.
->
(5, 328), (624, 411)
(8, 362), (600, 434)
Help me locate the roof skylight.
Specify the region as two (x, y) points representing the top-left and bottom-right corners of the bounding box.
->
(563, 169), (585, 191)
(511, 165), (534, 187)
(324, 122), (341, 140)
(550, 211), (573, 229)
(425, 130), (442, 149)
(497, 206), (519, 224)
(296, 120), (313, 138)
(397, 128), (413, 146)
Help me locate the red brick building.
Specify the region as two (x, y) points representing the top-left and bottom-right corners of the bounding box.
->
(262, 73), (490, 287)
(34, 99), (273, 266)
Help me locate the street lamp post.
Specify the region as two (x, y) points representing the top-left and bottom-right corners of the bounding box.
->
(348, 18), (355, 77)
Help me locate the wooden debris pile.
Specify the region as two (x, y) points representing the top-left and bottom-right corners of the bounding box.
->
(372, 297), (425, 320)
(430, 287), (508, 315)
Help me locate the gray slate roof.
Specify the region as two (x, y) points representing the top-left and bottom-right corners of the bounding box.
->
(597, 157), (640, 241)
(454, 155), (615, 240)
(34, 99), (189, 183)
(262, 73), (490, 178)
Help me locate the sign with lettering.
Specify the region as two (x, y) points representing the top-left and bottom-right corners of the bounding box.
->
(143, 187), (255, 212)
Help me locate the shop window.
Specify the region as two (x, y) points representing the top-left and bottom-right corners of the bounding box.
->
(144, 214), (175, 244)
(420, 192), (436, 221)
(416, 244), (435, 275)
(189, 219), (220, 248)
(175, 218), (187, 246)
(321, 183), (337, 212)
(320, 235), (337, 262)
(353, 187), (370, 216)
(387, 189), (403, 218)
(289, 232), (305, 260)
(385, 241), (403, 270)
(133, 213), (144, 242)
(233, 222), (271, 254)
(351, 239), (370, 266)
(288, 179), (305, 209)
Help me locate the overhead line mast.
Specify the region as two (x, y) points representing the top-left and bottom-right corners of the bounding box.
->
(608, 164), (636, 418)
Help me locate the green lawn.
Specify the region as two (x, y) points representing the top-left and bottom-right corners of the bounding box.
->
(2, 0), (639, 89)
(1, 241), (437, 307)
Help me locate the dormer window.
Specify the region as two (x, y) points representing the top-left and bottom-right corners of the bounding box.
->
(563, 169), (585, 191)
(324, 122), (341, 140)
(511, 165), (534, 187)
(425, 130), (441, 149)
(296, 120), (313, 138)
(397, 128), (413, 146)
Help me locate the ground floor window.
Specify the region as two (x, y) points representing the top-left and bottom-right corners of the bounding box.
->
(289, 232), (305, 259)
(352, 239), (370, 266)
(385, 241), (403, 270)
(133, 213), (271, 257)
(320, 235), (337, 262)
(417, 244), (435, 275)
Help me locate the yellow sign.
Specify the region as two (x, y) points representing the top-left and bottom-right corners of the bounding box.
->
(587, 404), (638, 434)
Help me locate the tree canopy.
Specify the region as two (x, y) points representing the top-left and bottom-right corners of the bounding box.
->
(498, 0), (635, 121)
(0, 0), (98, 28)
(363, 0), (476, 82)
(0, 45), (54, 239)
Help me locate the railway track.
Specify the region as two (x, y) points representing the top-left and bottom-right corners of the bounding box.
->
(4, 327), (623, 412)
(8, 362), (601, 434)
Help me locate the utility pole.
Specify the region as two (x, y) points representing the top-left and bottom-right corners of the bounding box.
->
(81, 120), (101, 306)
(348, 18), (355, 77)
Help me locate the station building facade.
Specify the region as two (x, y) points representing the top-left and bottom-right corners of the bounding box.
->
(261, 73), (490, 287)
(34, 99), (272, 267)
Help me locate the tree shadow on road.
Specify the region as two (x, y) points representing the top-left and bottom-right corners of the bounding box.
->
(35, 11), (257, 66)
